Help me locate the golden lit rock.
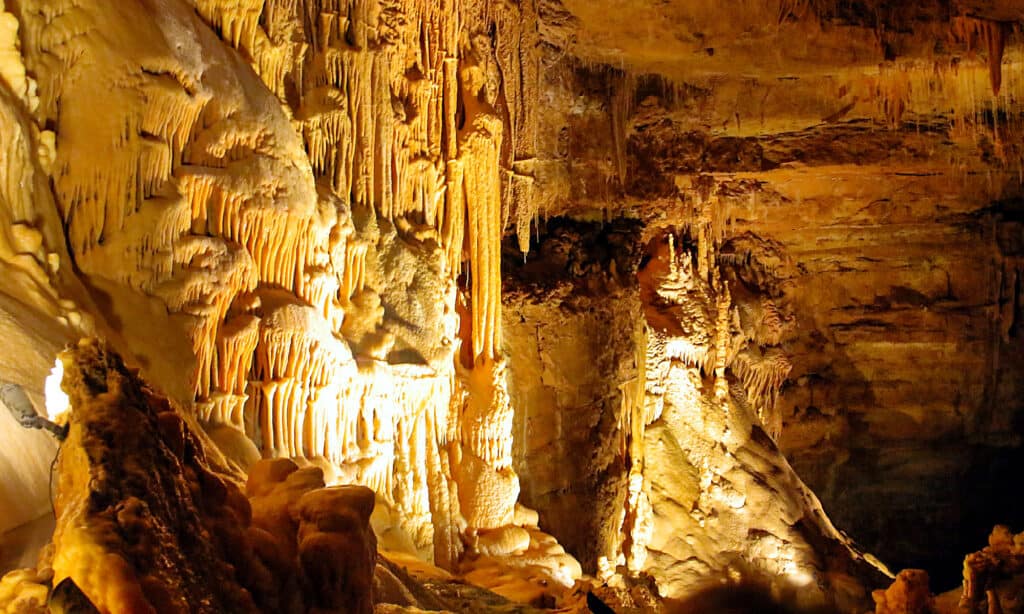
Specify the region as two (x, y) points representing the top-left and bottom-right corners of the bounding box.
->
(872, 569), (934, 614)
(1, 0), (1024, 612)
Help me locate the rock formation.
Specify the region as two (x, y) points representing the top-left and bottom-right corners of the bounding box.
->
(0, 0), (1023, 612)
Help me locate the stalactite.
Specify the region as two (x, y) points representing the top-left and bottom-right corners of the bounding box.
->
(952, 16), (1011, 96)
(342, 239), (370, 301)
(208, 0), (262, 47)
(463, 120), (505, 364)
(7, 0), (571, 586)
(610, 71), (635, 189)
(869, 65), (912, 127)
(442, 160), (466, 276)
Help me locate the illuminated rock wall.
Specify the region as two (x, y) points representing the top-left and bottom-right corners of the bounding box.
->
(0, 0), (575, 599)
(507, 2), (1024, 590)
(2, 0), (1024, 612)
(2, 0), (527, 572)
(501, 215), (887, 607)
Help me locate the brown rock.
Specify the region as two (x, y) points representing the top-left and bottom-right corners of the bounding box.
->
(292, 486), (377, 614)
(873, 569), (934, 614)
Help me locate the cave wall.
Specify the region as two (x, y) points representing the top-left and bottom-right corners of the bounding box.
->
(509, 0), (1024, 592)
(0, 0), (541, 578)
(1, 0), (1024, 611)
(769, 171), (1024, 588)
(0, 0), (593, 605)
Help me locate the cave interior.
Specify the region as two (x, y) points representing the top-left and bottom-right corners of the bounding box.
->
(1, 0), (1024, 613)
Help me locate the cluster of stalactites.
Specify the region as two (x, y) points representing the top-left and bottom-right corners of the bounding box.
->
(188, 1), (513, 475)
(18, 0), (528, 571)
(731, 347), (792, 439)
(243, 302), (355, 454)
(676, 185), (797, 417)
(188, 0), (511, 373)
(195, 0), (468, 270)
(950, 16), (1012, 96)
(176, 165), (343, 407)
(16, 0), (360, 423)
(851, 14), (1020, 163)
(182, 2), (517, 549)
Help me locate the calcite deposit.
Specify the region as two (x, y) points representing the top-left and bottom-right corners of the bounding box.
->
(1, 0), (1024, 612)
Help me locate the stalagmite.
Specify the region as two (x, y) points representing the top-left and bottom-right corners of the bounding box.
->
(629, 228), (893, 605)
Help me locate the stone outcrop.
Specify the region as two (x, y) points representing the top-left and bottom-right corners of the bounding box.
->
(872, 570), (934, 614)
(44, 339), (380, 614)
(870, 526), (1024, 614)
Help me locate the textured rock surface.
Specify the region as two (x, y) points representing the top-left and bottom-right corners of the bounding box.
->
(503, 218), (644, 574)
(872, 569), (933, 614)
(960, 526), (1024, 614)
(0, 0), (1023, 612)
(511, 0), (1024, 593)
(50, 339), (266, 612)
(764, 166), (1024, 588)
(41, 339), (382, 613)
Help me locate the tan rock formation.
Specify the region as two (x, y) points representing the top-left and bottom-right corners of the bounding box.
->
(0, 0), (1023, 612)
(873, 569), (934, 614)
(25, 339), (387, 613)
(961, 526), (1024, 614)
(870, 526), (1024, 614)
(50, 339), (268, 613)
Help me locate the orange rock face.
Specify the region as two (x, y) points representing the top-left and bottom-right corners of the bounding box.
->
(873, 569), (934, 614)
(293, 486), (378, 614)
